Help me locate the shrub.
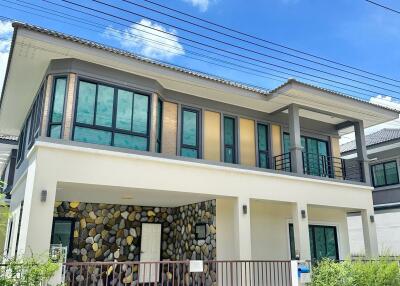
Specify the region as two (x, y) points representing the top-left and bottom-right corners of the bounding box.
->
(0, 255), (60, 286)
(311, 258), (400, 286)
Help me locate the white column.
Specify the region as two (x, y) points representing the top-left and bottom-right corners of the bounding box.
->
(292, 202), (311, 260)
(17, 152), (57, 257)
(361, 209), (379, 258)
(288, 104), (303, 174)
(233, 196), (252, 260)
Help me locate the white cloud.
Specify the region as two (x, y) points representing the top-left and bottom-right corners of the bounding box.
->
(103, 19), (185, 61)
(340, 95), (400, 144)
(0, 21), (13, 94)
(182, 0), (213, 12)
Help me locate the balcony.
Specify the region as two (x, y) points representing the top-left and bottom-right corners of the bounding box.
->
(273, 152), (364, 183)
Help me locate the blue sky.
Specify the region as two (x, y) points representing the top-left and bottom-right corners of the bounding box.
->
(0, 0), (400, 140)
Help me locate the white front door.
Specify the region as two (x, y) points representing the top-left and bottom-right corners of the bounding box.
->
(139, 223), (161, 283)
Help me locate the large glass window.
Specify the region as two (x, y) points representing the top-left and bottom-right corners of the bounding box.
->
(224, 116), (236, 163)
(180, 108), (200, 158)
(257, 123), (269, 168)
(73, 80), (150, 151)
(51, 219), (74, 257)
(289, 224), (338, 261)
(283, 133), (329, 176)
(48, 77), (67, 139)
(371, 161), (399, 187)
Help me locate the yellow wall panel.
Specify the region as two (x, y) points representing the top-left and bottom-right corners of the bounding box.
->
(161, 101), (178, 156)
(271, 124), (282, 157)
(239, 118), (256, 166)
(204, 111), (221, 161)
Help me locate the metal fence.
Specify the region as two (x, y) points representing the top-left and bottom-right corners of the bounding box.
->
(63, 260), (292, 286)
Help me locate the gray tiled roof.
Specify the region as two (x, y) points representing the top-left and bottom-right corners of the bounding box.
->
(340, 128), (400, 153)
(0, 134), (17, 142)
(10, 22), (400, 113)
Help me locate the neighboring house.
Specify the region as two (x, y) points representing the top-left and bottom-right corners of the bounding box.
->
(0, 134), (18, 255)
(0, 22), (397, 267)
(342, 128), (400, 255)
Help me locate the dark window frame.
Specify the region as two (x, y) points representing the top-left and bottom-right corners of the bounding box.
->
(6, 219), (13, 256)
(72, 78), (152, 151)
(223, 116), (237, 164)
(257, 123), (269, 168)
(16, 126), (26, 167)
(156, 98), (163, 153)
(14, 201), (24, 257)
(47, 76), (68, 139)
(195, 223), (207, 240)
(51, 217), (75, 258)
(371, 160), (400, 188)
(289, 223), (339, 261)
(180, 106), (201, 159)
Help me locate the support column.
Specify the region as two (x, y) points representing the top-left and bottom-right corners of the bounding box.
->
(361, 209), (379, 258)
(291, 202), (311, 260)
(288, 105), (303, 174)
(354, 120), (371, 184)
(233, 196), (252, 259)
(17, 152), (57, 257)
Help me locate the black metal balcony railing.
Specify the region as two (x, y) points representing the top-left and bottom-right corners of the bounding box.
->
(273, 152), (364, 183)
(273, 152), (292, 172)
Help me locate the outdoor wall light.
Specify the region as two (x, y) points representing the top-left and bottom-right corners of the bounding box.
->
(242, 204), (248, 215)
(301, 210), (306, 219)
(41, 190), (47, 202)
(370, 215), (375, 223)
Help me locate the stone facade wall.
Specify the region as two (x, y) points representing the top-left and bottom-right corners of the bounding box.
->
(53, 200), (216, 262)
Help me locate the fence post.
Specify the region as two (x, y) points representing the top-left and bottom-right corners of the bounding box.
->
(290, 260), (299, 286)
(48, 263), (63, 286)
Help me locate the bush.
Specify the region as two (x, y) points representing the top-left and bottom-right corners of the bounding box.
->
(311, 258), (400, 286)
(0, 255), (60, 286)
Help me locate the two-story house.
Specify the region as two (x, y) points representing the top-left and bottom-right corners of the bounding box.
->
(0, 23), (397, 273)
(342, 128), (400, 255)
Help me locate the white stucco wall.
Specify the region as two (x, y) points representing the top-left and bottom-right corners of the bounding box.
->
(216, 198), (236, 260)
(250, 200), (350, 260)
(348, 209), (400, 256)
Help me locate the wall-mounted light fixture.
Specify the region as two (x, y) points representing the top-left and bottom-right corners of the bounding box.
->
(370, 215), (375, 223)
(242, 204), (248, 215)
(301, 210), (306, 219)
(41, 190), (47, 202)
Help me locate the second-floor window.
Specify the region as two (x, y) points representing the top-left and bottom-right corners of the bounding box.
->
(180, 108), (200, 158)
(371, 161), (399, 187)
(156, 99), (163, 153)
(73, 80), (150, 151)
(223, 116), (236, 163)
(48, 77), (67, 139)
(257, 123), (269, 168)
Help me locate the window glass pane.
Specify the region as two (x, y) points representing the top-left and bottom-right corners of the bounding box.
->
(76, 81), (96, 124)
(314, 226), (327, 261)
(114, 133), (147, 151)
(182, 110), (198, 147)
(257, 124), (268, 151)
(224, 147), (234, 163)
(116, 89), (133, 130)
(51, 220), (72, 251)
(325, 227), (337, 260)
(318, 141), (328, 157)
(51, 78), (67, 123)
(385, 162), (399, 185)
(301, 136), (306, 150)
(132, 94), (149, 134)
(283, 133), (290, 154)
(309, 227), (315, 261)
(181, 147), (198, 158)
(95, 85), (114, 127)
(49, 125), (62, 139)
(259, 152), (268, 168)
(74, 127), (111, 146)
(372, 164), (386, 187)
(224, 117), (234, 145)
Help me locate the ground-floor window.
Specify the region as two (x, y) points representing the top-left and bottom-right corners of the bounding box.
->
(51, 218), (74, 257)
(289, 224), (339, 261)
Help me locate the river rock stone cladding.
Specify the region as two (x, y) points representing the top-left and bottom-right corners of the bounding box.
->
(53, 200), (216, 262)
